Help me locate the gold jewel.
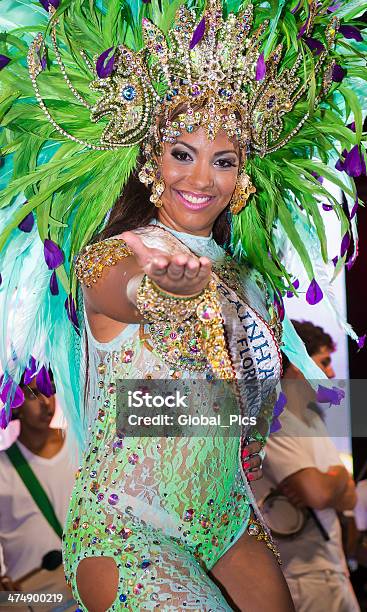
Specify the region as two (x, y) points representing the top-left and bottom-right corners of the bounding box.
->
(136, 275), (235, 379)
(230, 171), (257, 214)
(150, 176), (165, 208)
(247, 514), (282, 565)
(136, 276), (206, 323)
(74, 239), (133, 287)
(138, 159), (165, 208)
(28, 1), (339, 156)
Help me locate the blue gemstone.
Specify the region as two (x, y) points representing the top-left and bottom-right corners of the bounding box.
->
(141, 560), (151, 569)
(186, 125), (194, 133)
(121, 85), (136, 101)
(119, 594), (127, 602)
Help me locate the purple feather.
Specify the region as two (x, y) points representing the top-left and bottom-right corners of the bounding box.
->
(291, 1), (302, 14)
(311, 170), (323, 184)
(327, 2), (341, 11)
(304, 37), (325, 55)
(256, 53), (266, 81)
(340, 232), (350, 257)
(0, 408), (9, 429)
(322, 203), (334, 211)
(343, 145), (366, 177)
(358, 335), (366, 349)
(65, 295), (79, 331)
(273, 392), (287, 418)
(339, 25), (363, 42)
(332, 64), (346, 82)
(297, 22), (308, 39)
(270, 418), (282, 434)
(36, 366), (54, 397)
(286, 278), (300, 298)
(40, 53), (47, 71)
(189, 18), (206, 50)
(50, 270), (59, 296)
(332, 256), (338, 267)
(349, 198), (359, 220)
(274, 291), (285, 322)
(24, 356), (38, 385)
(96, 47), (115, 78)
(316, 384), (344, 405)
(44, 239), (64, 270)
(306, 278), (323, 305)
(0, 273), (2, 286)
(347, 122), (356, 132)
(270, 392), (287, 433)
(335, 148), (347, 172)
(0, 55), (10, 70)
(0, 375), (25, 409)
(18, 211), (34, 233)
(39, 0), (60, 9)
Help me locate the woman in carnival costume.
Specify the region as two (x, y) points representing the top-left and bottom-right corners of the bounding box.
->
(0, 0), (366, 609)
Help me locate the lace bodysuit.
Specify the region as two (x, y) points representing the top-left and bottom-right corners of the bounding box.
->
(62, 225), (282, 611)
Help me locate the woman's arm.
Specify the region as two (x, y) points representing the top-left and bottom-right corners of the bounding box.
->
(77, 232), (212, 339)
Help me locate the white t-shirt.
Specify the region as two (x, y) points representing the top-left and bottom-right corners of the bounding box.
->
(0, 435), (76, 580)
(355, 480), (367, 531)
(253, 408), (349, 577)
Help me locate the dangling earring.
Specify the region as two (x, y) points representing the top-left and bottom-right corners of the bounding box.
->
(230, 171), (256, 215)
(138, 160), (165, 208)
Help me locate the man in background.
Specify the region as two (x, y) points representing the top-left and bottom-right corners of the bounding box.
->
(0, 373), (75, 600)
(291, 320), (336, 379)
(254, 321), (359, 611)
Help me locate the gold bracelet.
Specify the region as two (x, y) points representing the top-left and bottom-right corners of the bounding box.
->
(151, 279), (205, 300)
(136, 275), (207, 323)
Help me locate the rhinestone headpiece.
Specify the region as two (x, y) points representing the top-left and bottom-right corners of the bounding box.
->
(28, 0), (339, 156)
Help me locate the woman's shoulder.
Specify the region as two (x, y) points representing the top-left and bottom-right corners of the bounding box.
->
(73, 225), (181, 288)
(74, 236), (134, 288)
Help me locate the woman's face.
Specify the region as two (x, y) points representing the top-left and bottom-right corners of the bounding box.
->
(157, 127), (240, 236)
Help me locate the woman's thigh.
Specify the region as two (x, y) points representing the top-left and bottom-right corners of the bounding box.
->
(74, 539), (233, 611)
(210, 530), (296, 612)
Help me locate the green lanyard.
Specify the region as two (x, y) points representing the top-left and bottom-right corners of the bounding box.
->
(5, 442), (63, 539)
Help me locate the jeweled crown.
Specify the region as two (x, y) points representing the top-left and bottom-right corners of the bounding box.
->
(28, 0), (339, 156)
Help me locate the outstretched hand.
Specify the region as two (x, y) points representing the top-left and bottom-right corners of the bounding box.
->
(121, 231), (212, 296)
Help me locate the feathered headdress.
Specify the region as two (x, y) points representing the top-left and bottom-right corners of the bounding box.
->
(0, 0), (366, 445)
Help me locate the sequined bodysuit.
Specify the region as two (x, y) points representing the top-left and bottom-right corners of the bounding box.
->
(62, 225), (282, 611)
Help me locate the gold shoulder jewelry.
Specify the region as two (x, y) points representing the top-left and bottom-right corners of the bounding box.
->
(74, 238), (133, 288)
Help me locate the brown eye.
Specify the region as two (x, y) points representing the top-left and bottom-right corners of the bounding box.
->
(214, 158), (237, 168)
(171, 150), (192, 162)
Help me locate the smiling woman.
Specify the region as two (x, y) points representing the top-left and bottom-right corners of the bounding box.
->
(0, 0), (366, 611)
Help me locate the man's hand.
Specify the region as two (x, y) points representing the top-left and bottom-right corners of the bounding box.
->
(0, 575), (21, 591)
(278, 481), (306, 508)
(122, 231), (212, 297)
